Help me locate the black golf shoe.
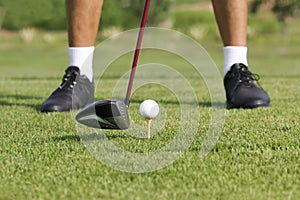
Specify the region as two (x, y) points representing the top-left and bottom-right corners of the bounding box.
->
(224, 63), (270, 109)
(41, 66), (94, 112)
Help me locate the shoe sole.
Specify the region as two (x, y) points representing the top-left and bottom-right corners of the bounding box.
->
(227, 100), (271, 109)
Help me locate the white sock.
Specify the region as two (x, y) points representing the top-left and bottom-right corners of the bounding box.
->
(68, 46), (95, 82)
(223, 46), (248, 77)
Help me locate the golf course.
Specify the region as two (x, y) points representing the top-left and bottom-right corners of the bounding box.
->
(1, 1), (300, 199)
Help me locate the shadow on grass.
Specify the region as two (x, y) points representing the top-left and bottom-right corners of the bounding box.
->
(52, 135), (81, 142)
(0, 94), (43, 99)
(0, 94), (43, 111)
(129, 99), (225, 108)
(52, 133), (127, 142)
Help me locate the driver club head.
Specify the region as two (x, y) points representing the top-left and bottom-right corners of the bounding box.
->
(75, 100), (130, 130)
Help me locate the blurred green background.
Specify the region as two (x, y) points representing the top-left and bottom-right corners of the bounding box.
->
(0, 0), (300, 76)
(0, 0), (299, 37)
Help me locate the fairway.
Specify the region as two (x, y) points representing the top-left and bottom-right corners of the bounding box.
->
(0, 29), (300, 200)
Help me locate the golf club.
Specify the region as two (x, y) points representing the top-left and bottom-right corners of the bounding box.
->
(76, 0), (151, 129)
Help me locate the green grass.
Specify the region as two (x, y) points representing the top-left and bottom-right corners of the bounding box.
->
(1, 26), (300, 200)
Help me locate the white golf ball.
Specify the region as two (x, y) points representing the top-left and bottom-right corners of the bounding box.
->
(139, 99), (159, 119)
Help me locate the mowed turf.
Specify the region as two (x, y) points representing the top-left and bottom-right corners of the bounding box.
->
(0, 31), (300, 200)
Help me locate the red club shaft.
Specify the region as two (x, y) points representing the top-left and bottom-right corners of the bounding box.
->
(125, 0), (151, 106)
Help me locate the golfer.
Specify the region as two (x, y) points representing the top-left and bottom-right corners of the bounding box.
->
(41, 0), (270, 112)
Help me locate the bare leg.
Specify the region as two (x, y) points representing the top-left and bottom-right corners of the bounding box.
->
(211, 0), (247, 46)
(66, 0), (104, 47)
(211, 0), (270, 109)
(41, 0), (103, 112)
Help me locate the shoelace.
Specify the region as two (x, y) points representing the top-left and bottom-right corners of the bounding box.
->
(234, 64), (260, 87)
(59, 69), (78, 89)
